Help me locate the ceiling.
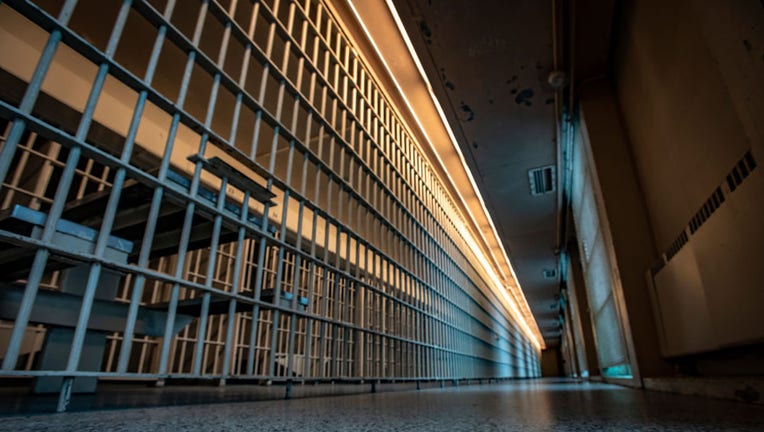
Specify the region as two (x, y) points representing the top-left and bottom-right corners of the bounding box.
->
(390, 0), (563, 346)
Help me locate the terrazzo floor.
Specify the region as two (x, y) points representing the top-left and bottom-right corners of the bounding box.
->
(2, 379), (764, 431)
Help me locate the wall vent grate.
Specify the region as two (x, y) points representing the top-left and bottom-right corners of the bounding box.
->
(665, 230), (689, 261)
(652, 150), (757, 275)
(726, 150), (757, 192)
(689, 186), (724, 234)
(528, 165), (556, 196)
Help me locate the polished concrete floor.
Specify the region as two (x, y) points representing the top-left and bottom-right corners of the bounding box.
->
(1, 379), (763, 431)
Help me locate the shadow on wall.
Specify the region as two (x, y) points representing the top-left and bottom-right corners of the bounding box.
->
(541, 348), (564, 377)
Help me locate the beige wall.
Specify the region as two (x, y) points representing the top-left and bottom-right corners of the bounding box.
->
(613, 0), (764, 252)
(584, 0), (764, 370)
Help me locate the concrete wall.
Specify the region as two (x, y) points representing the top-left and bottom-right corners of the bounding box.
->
(601, 0), (764, 372)
(541, 348), (563, 377)
(613, 0), (764, 252)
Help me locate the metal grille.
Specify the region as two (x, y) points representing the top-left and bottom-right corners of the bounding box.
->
(528, 165), (555, 196)
(0, 0), (539, 410)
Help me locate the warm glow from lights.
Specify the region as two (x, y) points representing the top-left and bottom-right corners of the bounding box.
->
(343, 0), (543, 351)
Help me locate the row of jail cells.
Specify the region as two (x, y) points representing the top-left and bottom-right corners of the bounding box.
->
(9, 0), (495, 308)
(103, 241), (442, 379)
(0, 0), (540, 385)
(0, 0), (525, 349)
(0, 125), (537, 380)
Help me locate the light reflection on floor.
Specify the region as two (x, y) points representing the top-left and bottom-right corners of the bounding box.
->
(2, 379), (763, 431)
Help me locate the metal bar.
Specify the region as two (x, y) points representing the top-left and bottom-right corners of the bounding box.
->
(156, 2), (211, 376)
(286, 149), (308, 379)
(221, 237), (247, 376)
(0, 0), (80, 371)
(193, 173), (227, 376)
(215, 0), (492, 287)
(64, 0), (133, 374)
(116, 0), (175, 373)
(267, 134), (293, 377)
(191, 13), (228, 374)
(0, 0), (76, 188)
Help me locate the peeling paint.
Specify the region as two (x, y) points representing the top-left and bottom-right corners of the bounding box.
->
(419, 20), (432, 38)
(515, 88), (534, 106)
(419, 20), (433, 44)
(459, 102), (475, 121)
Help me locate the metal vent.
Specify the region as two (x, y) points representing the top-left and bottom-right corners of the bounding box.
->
(665, 230), (689, 261)
(726, 150), (757, 193)
(542, 269), (557, 279)
(651, 149), (758, 275)
(528, 165), (556, 196)
(689, 187), (724, 234)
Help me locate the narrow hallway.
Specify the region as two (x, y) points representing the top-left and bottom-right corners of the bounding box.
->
(1, 0), (764, 429)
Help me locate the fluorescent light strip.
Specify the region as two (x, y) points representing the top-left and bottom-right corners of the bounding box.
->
(345, 0), (542, 351)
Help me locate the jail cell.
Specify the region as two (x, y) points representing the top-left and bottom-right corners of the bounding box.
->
(0, 0), (539, 410)
(0, 130), (113, 214)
